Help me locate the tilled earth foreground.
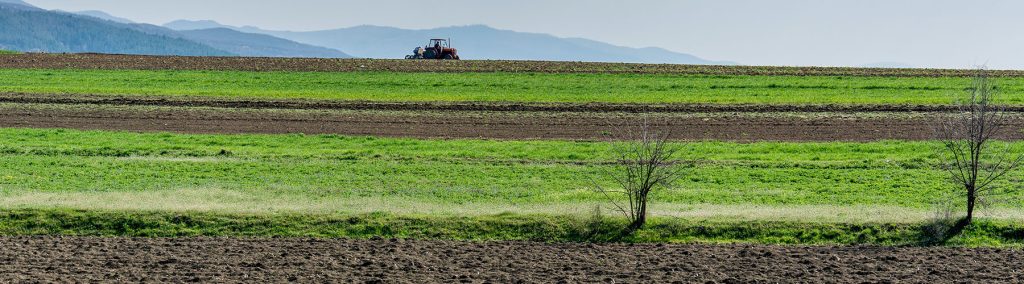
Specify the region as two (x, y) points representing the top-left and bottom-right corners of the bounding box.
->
(0, 236), (1021, 283)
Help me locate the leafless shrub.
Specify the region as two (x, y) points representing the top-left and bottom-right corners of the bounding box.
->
(579, 205), (608, 238)
(921, 194), (958, 245)
(594, 118), (683, 232)
(934, 69), (1023, 226)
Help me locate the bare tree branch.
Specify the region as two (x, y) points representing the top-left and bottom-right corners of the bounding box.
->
(592, 117), (684, 231)
(933, 68), (1023, 225)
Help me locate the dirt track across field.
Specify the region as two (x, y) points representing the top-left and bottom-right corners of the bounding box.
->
(0, 236), (1020, 283)
(3, 53), (1023, 77)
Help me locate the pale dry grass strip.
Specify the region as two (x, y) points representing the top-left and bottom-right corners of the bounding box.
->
(2, 188), (1022, 223)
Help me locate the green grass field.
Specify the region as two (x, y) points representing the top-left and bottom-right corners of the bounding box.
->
(5, 69), (1024, 104)
(0, 128), (1022, 245)
(1, 128), (1022, 218)
(0, 50), (19, 55)
(3, 65), (1023, 246)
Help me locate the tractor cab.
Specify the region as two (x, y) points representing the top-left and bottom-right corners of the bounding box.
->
(429, 39), (450, 49)
(406, 38), (461, 60)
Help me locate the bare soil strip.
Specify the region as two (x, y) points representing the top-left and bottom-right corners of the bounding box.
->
(8, 92), (1024, 113)
(7, 103), (1024, 141)
(0, 236), (1019, 283)
(5, 98), (1024, 141)
(3, 53), (1022, 76)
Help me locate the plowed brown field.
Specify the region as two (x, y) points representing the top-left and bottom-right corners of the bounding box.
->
(3, 53), (1023, 76)
(8, 103), (1024, 141)
(0, 236), (1020, 283)
(3, 94), (1024, 141)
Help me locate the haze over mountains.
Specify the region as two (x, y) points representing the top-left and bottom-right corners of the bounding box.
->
(0, 0), (29, 6)
(175, 28), (350, 58)
(164, 20), (733, 64)
(71, 10), (136, 24)
(0, 1), (730, 64)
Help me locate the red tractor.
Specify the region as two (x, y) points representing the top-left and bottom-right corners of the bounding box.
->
(406, 39), (460, 60)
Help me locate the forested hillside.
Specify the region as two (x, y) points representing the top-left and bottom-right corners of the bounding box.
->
(0, 3), (229, 56)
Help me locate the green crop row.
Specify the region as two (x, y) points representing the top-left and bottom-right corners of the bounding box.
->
(3, 69), (1024, 104)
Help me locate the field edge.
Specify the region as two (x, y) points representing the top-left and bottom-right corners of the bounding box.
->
(3, 53), (1023, 77)
(3, 208), (1022, 247)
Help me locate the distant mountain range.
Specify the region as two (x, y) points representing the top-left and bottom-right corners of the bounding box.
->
(0, 2), (228, 56)
(164, 19), (234, 31)
(0, 1), (732, 64)
(0, 1), (350, 58)
(176, 28), (350, 58)
(72, 10), (135, 24)
(165, 20), (734, 64)
(0, 0), (29, 6)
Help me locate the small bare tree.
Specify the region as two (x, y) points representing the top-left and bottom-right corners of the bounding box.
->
(935, 69), (1023, 226)
(595, 119), (683, 232)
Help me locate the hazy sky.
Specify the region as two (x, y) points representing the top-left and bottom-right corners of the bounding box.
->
(22, 0), (1024, 69)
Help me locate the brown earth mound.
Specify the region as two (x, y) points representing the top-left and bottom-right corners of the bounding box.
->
(2, 53), (1021, 77)
(0, 236), (1019, 283)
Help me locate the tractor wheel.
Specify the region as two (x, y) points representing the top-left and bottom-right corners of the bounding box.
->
(443, 54), (454, 60)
